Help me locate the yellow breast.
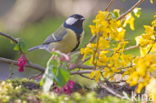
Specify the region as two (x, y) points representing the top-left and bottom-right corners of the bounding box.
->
(49, 29), (78, 53)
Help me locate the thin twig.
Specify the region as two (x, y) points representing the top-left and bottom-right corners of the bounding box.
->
(92, 33), (101, 69)
(117, 0), (144, 20)
(146, 44), (154, 54)
(0, 57), (99, 75)
(99, 83), (124, 98)
(77, 65), (95, 69)
(124, 45), (139, 51)
(7, 73), (14, 79)
(70, 64), (95, 70)
(89, 35), (96, 42)
(79, 57), (90, 65)
(104, 0), (114, 11)
(0, 57), (45, 72)
(29, 72), (43, 79)
(79, 74), (95, 80)
(102, 45), (139, 52)
(71, 70), (94, 75)
(0, 32), (18, 43)
(0, 32), (24, 53)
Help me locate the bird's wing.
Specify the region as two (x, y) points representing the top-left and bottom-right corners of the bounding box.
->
(43, 25), (67, 44)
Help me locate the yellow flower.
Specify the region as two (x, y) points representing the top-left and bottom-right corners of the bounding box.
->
(89, 25), (98, 35)
(136, 82), (146, 93)
(120, 54), (133, 66)
(98, 37), (110, 49)
(89, 70), (101, 81)
(127, 54), (156, 93)
(114, 41), (128, 53)
(123, 13), (135, 30)
(80, 43), (95, 55)
(103, 67), (114, 78)
(97, 51), (108, 66)
(127, 72), (139, 86)
(144, 25), (155, 35)
(116, 28), (125, 41)
(152, 19), (156, 27)
(139, 45), (153, 56)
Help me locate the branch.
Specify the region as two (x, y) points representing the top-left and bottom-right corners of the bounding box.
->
(117, 0), (144, 20)
(80, 57), (90, 64)
(99, 83), (124, 98)
(0, 57), (98, 75)
(70, 70), (93, 75)
(124, 45), (139, 51)
(89, 35), (96, 43)
(79, 74), (95, 80)
(0, 32), (18, 43)
(0, 57), (45, 72)
(104, 0), (114, 11)
(101, 45), (139, 52)
(78, 65), (95, 69)
(0, 32), (24, 53)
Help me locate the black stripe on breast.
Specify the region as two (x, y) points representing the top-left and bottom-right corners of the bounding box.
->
(71, 35), (81, 52)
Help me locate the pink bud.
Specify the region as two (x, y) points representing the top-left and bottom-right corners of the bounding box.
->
(17, 54), (27, 72)
(53, 80), (75, 95)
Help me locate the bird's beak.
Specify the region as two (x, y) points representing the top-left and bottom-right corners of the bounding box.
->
(80, 18), (85, 21)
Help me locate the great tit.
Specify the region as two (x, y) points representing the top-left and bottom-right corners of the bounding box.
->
(29, 14), (85, 53)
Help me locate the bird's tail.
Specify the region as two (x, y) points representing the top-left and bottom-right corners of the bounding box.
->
(28, 45), (48, 52)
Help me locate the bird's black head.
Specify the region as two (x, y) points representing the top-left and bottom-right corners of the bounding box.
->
(64, 14), (85, 35)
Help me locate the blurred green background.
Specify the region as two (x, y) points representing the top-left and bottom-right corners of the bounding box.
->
(0, 0), (155, 79)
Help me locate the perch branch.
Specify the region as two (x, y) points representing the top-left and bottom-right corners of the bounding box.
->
(0, 32), (24, 53)
(0, 57), (97, 75)
(0, 57), (45, 72)
(117, 0), (144, 20)
(0, 32), (18, 43)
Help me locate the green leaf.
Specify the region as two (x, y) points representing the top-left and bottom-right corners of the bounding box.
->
(133, 8), (141, 18)
(13, 39), (27, 52)
(41, 53), (70, 92)
(40, 58), (58, 92)
(55, 68), (70, 86)
(110, 9), (120, 18)
(13, 43), (20, 51)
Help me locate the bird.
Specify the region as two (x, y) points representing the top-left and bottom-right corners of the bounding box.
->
(28, 14), (85, 53)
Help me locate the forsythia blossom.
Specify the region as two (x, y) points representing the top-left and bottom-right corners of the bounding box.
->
(80, 10), (156, 102)
(127, 54), (156, 93)
(81, 10), (133, 81)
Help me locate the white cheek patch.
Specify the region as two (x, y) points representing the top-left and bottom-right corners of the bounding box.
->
(65, 17), (78, 25)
